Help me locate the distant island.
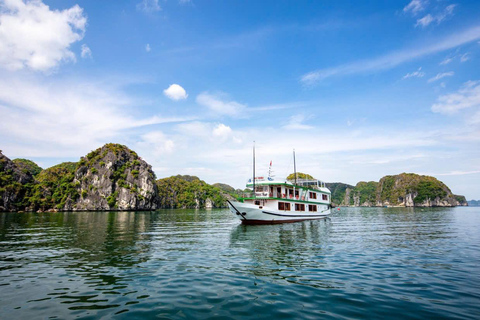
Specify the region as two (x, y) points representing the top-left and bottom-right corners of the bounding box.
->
(326, 174), (467, 207)
(468, 200), (480, 206)
(0, 143), (469, 212)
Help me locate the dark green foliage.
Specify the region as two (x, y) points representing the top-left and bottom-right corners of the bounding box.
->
(454, 195), (467, 204)
(26, 162), (79, 211)
(326, 182), (354, 206)
(107, 191), (118, 208)
(354, 181), (378, 205)
(378, 173), (452, 205)
(414, 180), (447, 203)
(157, 175), (226, 208)
(13, 159), (42, 176)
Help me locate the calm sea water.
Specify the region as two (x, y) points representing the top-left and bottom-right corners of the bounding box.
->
(1, 207), (479, 319)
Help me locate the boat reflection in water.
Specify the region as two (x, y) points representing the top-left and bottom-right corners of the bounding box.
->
(228, 218), (337, 287)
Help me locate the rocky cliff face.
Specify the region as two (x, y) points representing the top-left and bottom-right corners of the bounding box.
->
(72, 144), (160, 211)
(0, 151), (34, 211)
(340, 173), (468, 207)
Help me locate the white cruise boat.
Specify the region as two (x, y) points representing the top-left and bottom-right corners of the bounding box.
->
(227, 146), (332, 225)
(227, 176), (332, 224)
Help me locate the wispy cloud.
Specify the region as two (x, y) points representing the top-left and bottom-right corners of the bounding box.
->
(282, 115), (313, 130)
(196, 92), (247, 118)
(0, 74), (191, 156)
(440, 51), (471, 65)
(136, 0), (161, 13)
(428, 71), (454, 83)
(81, 44), (92, 59)
(403, 67), (425, 79)
(431, 80), (480, 115)
(460, 53), (470, 62)
(415, 4), (456, 28)
(403, 0), (426, 15)
(301, 25), (480, 85)
(440, 57), (453, 65)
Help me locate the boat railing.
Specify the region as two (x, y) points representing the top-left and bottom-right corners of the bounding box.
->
(286, 178), (326, 189)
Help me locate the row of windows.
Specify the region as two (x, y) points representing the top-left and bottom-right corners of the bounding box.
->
(278, 202), (318, 212)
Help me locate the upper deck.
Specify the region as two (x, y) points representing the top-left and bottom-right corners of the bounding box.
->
(243, 176), (331, 203)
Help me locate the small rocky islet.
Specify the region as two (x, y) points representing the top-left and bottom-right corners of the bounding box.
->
(0, 143), (468, 212)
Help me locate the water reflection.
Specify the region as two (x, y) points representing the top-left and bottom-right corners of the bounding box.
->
(0, 211), (160, 314)
(229, 218), (336, 287)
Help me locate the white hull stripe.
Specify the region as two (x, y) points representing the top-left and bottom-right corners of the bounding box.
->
(261, 210), (328, 218)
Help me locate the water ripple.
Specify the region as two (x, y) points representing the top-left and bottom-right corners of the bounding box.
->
(0, 208), (479, 319)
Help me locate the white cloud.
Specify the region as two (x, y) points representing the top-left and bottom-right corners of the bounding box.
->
(137, 0), (161, 12)
(145, 43), (151, 52)
(81, 44), (92, 59)
(432, 170), (480, 176)
(440, 57), (453, 65)
(416, 14), (434, 27)
(0, 74), (189, 156)
(301, 25), (480, 85)
(402, 67), (425, 79)
(460, 53), (470, 62)
(432, 80), (480, 115)
(212, 123), (232, 141)
(441, 52), (471, 65)
(428, 71), (454, 83)
(196, 92), (247, 117)
(140, 131), (175, 155)
(415, 4), (456, 28)
(0, 0), (87, 71)
(283, 115), (313, 130)
(212, 123), (232, 136)
(403, 0), (426, 15)
(164, 84), (188, 101)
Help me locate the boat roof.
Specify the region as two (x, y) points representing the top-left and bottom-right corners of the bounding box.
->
(246, 177), (331, 193)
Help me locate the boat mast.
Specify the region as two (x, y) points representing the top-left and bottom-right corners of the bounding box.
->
(293, 149), (297, 186)
(253, 141), (256, 198)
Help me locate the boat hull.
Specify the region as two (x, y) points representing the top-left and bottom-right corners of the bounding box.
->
(227, 200), (331, 225)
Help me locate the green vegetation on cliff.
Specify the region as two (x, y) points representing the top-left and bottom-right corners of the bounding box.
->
(286, 172), (314, 180)
(353, 181), (378, 205)
(0, 146), (469, 211)
(13, 159), (42, 176)
(325, 182), (354, 206)
(378, 173), (449, 205)
(157, 175), (226, 209)
(26, 162), (79, 211)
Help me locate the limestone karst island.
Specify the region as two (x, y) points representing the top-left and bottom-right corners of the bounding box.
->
(0, 143), (468, 212)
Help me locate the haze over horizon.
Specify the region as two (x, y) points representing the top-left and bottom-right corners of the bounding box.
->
(0, 0), (479, 199)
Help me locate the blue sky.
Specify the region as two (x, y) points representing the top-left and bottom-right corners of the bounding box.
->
(0, 0), (479, 199)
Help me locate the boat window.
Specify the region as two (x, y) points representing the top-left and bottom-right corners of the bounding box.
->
(279, 202), (291, 211)
(295, 203), (305, 211)
(322, 194), (328, 201)
(309, 204), (317, 212)
(309, 192), (317, 199)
